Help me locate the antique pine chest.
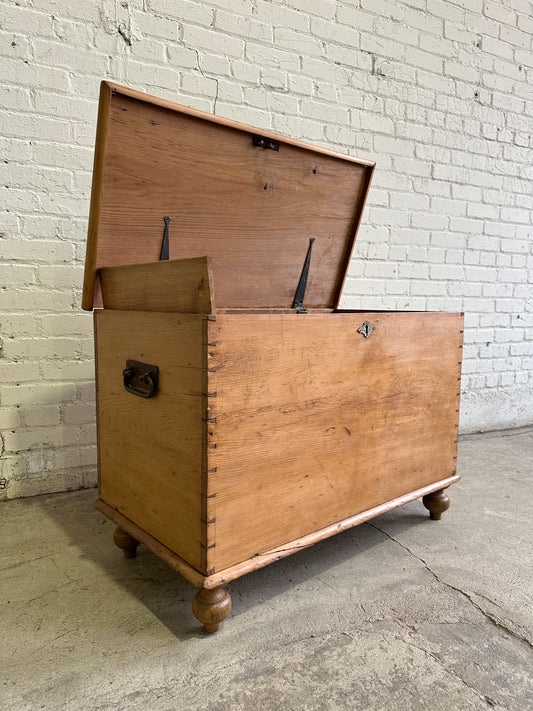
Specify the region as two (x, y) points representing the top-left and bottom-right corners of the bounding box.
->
(83, 81), (463, 633)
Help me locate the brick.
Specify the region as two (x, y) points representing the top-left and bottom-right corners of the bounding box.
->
(483, 1), (518, 26)
(431, 265), (465, 280)
(255, 2), (310, 32)
(336, 5), (374, 32)
(24, 406), (61, 427)
(214, 101), (270, 129)
(411, 281), (447, 296)
(300, 99), (348, 125)
(180, 72), (218, 98)
(416, 69), (455, 95)
(41, 361), (95, 381)
(3, 336), (81, 360)
(373, 135), (414, 157)
(467, 203), (499, 220)
(500, 239), (531, 255)
(405, 47), (443, 74)
(3, 426), (78, 453)
(500, 206), (531, 224)
(260, 68), (287, 91)
(63, 404), (95, 425)
(231, 61), (261, 84)
(311, 16), (359, 47)
(448, 281), (482, 296)
(326, 45), (372, 72)
(0, 5), (56, 38)
(364, 262), (397, 278)
(2, 383), (76, 408)
(360, 0), (403, 20)
(444, 60), (480, 83)
(0, 263), (36, 285)
(285, 0), (335, 20)
(360, 34), (405, 61)
(1, 362), (41, 382)
(182, 25), (241, 60)
(132, 11), (178, 41)
(216, 80), (242, 105)
(148, 0), (212, 24)
(431, 196), (467, 216)
(246, 42), (298, 71)
(352, 110), (394, 135)
(272, 115), (324, 142)
(411, 212), (449, 230)
(390, 192), (430, 211)
(216, 11), (272, 42)
(0, 407), (21, 430)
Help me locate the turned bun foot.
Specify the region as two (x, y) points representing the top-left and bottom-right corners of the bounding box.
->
(192, 587), (232, 633)
(113, 526), (140, 558)
(423, 488), (451, 520)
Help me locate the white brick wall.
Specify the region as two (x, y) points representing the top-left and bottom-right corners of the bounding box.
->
(1, 0), (532, 499)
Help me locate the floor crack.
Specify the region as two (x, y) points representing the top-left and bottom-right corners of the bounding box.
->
(367, 522), (533, 650)
(397, 626), (504, 709)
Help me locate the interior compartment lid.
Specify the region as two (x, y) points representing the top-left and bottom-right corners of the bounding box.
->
(82, 81), (375, 310)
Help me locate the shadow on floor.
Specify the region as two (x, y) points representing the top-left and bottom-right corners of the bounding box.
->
(36, 487), (430, 639)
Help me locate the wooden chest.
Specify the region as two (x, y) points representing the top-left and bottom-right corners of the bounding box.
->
(83, 82), (463, 633)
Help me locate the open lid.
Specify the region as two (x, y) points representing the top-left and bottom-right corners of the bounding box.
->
(82, 81), (375, 311)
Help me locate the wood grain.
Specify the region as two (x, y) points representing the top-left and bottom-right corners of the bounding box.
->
(113, 525), (139, 558)
(82, 81), (375, 310)
(83, 81), (112, 310)
(207, 311), (463, 571)
(423, 488), (451, 520)
(192, 587), (232, 633)
(99, 256), (215, 313)
(95, 499), (206, 588)
(202, 474), (460, 589)
(96, 474), (460, 591)
(95, 310), (207, 572)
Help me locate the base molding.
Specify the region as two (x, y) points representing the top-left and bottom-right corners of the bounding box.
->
(95, 474), (460, 590)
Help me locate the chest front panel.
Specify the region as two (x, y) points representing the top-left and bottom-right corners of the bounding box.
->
(207, 312), (463, 571)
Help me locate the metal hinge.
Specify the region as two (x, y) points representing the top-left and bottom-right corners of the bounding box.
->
(292, 238), (315, 314)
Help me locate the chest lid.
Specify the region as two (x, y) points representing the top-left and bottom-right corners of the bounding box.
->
(82, 81), (374, 311)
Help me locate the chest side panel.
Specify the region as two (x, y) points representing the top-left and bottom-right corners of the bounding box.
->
(208, 312), (463, 571)
(95, 310), (206, 572)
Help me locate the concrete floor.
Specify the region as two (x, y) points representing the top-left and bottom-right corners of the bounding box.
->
(1, 429), (532, 711)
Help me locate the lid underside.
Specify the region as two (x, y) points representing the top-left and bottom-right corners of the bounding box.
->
(83, 82), (374, 310)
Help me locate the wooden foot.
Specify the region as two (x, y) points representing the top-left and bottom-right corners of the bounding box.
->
(423, 488), (450, 520)
(192, 587), (232, 634)
(113, 526), (140, 558)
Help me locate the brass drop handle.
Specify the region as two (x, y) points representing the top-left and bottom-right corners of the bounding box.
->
(123, 360), (159, 398)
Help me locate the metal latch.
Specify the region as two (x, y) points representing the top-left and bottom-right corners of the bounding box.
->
(252, 134), (279, 151)
(357, 321), (375, 339)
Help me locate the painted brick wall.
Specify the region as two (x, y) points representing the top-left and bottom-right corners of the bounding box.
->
(1, 0), (532, 499)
